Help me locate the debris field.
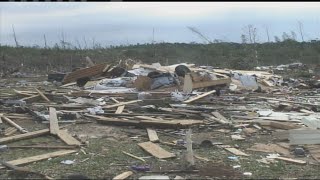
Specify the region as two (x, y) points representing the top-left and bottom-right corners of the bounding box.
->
(0, 60), (320, 179)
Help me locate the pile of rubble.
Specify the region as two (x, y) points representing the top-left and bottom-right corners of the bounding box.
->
(0, 60), (320, 179)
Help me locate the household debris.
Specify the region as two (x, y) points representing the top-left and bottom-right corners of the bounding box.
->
(1, 61), (320, 179)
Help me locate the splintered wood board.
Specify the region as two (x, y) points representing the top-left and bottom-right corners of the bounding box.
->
(138, 141), (175, 159)
(49, 107), (59, 135)
(62, 63), (110, 84)
(0, 129), (50, 144)
(35, 88), (50, 102)
(225, 147), (249, 156)
(147, 128), (159, 142)
(0, 150), (77, 169)
(275, 157), (306, 165)
(113, 171), (133, 180)
(104, 100), (142, 109)
(57, 130), (81, 146)
(184, 90), (216, 103)
(183, 73), (193, 93)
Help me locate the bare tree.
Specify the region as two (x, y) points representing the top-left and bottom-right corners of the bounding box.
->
(241, 34), (248, 44)
(83, 36), (88, 49)
(291, 31), (297, 41)
(298, 21), (304, 42)
(187, 26), (213, 44)
(43, 34), (47, 48)
(265, 26), (270, 42)
(12, 25), (19, 47)
(247, 25), (253, 44)
(75, 38), (82, 50)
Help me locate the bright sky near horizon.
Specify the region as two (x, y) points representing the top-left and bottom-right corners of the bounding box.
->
(1, 2), (320, 47)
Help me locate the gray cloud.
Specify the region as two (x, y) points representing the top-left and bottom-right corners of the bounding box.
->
(1, 2), (320, 47)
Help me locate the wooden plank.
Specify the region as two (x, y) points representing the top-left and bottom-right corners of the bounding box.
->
(185, 128), (194, 167)
(289, 129), (320, 145)
(62, 63), (110, 84)
(156, 78), (231, 91)
(0, 150), (77, 169)
(49, 107), (59, 135)
(88, 114), (203, 128)
(113, 171), (133, 180)
(211, 112), (232, 124)
(34, 88), (50, 102)
(275, 157), (306, 165)
(20, 94), (40, 101)
(0, 116), (28, 133)
(122, 151), (145, 162)
(57, 130), (81, 146)
(138, 141), (175, 159)
(147, 128), (159, 142)
(0, 129), (50, 144)
(225, 147), (249, 156)
(115, 106), (125, 114)
(202, 113), (230, 125)
(8, 145), (77, 149)
(184, 90), (216, 103)
(111, 98), (125, 114)
(103, 100), (142, 109)
(183, 73), (193, 93)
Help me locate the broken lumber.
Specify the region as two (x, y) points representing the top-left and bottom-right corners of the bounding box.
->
(147, 128), (159, 142)
(8, 145), (77, 149)
(113, 171), (133, 180)
(62, 63), (110, 84)
(87, 114), (203, 128)
(183, 73), (193, 93)
(122, 151), (146, 162)
(211, 112), (232, 124)
(35, 88), (50, 102)
(49, 107), (59, 135)
(138, 141), (176, 159)
(225, 147), (249, 156)
(110, 97), (125, 114)
(1, 116), (28, 133)
(289, 129), (320, 145)
(184, 90), (216, 103)
(103, 100), (142, 109)
(0, 150), (77, 169)
(274, 157), (306, 165)
(185, 128), (195, 168)
(0, 129), (50, 144)
(57, 130), (81, 146)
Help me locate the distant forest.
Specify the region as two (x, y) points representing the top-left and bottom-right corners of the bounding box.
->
(1, 38), (320, 74)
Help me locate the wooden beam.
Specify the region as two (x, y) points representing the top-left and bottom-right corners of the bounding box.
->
(62, 63), (110, 84)
(1, 116), (28, 133)
(0, 129), (50, 144)
(185, 128), (195, 167)
(113, 171), (133, 180)
(111, 97), (125, 114)
(35, 88), (50, 102)
(57, 130), (81, 146)
(184, 90), (216, 103)
(156, 78), (231, 91)
(147, 128), (159, 142)
(138, 141), (175, 159)
(183, 73), (193, 93)
(274, 157), (306, 165)
(0, 150), (77, 169)
(49, 107), (59, 135)
(122, 151), (146, 162)
(103, 100), (142, 109)
(225, 147), (249, 156)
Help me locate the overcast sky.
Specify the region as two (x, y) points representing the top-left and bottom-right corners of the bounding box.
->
(1, 2), (320, 48)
